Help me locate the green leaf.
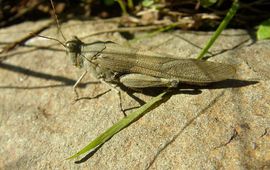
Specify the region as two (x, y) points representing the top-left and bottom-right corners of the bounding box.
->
(67, 91), (167, 160)
(200, 0), (218, 7)
(142, 0), (154, 7)
(103, 0), (115, 6)
(257, 18), (270, 40)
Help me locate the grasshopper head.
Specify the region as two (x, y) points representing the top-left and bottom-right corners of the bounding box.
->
(65, 36), (84, 68)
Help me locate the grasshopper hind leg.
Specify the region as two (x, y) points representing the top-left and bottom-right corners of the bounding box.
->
(100, 80), (127, 116)
(119, 73), (179, 88)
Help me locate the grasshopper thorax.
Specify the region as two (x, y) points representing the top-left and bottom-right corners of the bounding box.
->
(65, 36), (84, 68)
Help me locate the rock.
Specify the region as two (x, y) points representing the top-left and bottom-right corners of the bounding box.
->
(0, 20), (269, 169)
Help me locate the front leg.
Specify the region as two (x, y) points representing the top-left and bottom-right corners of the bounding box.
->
(73, 70), (88, 100)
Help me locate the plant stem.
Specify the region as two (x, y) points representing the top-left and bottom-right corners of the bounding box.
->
(196, 0), (239, 60)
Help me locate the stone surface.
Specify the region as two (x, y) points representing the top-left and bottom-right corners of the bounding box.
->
(0, 20), (269, 169)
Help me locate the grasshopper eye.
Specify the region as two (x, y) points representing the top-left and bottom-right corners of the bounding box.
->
(65, 36), (83, 52)
(65, 37), (83, 68)
(66, 40), (80, 53)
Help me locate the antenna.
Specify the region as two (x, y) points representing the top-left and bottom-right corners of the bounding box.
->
(33, 34), (66, 48)
(49, 0), (67, 42)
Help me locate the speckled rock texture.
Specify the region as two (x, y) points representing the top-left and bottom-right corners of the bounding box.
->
(0, 20), (269, 169)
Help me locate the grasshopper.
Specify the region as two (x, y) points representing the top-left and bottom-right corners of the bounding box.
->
(64, 36), (236, 109)
(37, 35), (231, 113)
(39, 34), (236, 112)
(41, 0), (236, 112)
(65, 36), (236, 90)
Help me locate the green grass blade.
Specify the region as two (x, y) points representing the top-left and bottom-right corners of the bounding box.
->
(127, 0), (134, 9)
(257, 18), (270, 40)
(116, 0), (128, 15)
(196, 0), (239, 60)
(67, 91), (167, 160)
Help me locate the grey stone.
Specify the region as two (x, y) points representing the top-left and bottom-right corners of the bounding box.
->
(0, 20), (269, 169)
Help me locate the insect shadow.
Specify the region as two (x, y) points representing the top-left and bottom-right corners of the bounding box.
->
(121, 79), (257, 112)
(74, 78), (258, 113)
(0, 62), (97, 89)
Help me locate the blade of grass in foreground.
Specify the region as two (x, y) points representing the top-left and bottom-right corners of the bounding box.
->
(196, 0), (239, 60)
(68, 91), (167, 160)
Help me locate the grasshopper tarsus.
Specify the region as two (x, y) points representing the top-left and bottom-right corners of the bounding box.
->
(73, 89), (112, 102)
(73, 87), (79, 99)
(118, 92), (127, 117)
